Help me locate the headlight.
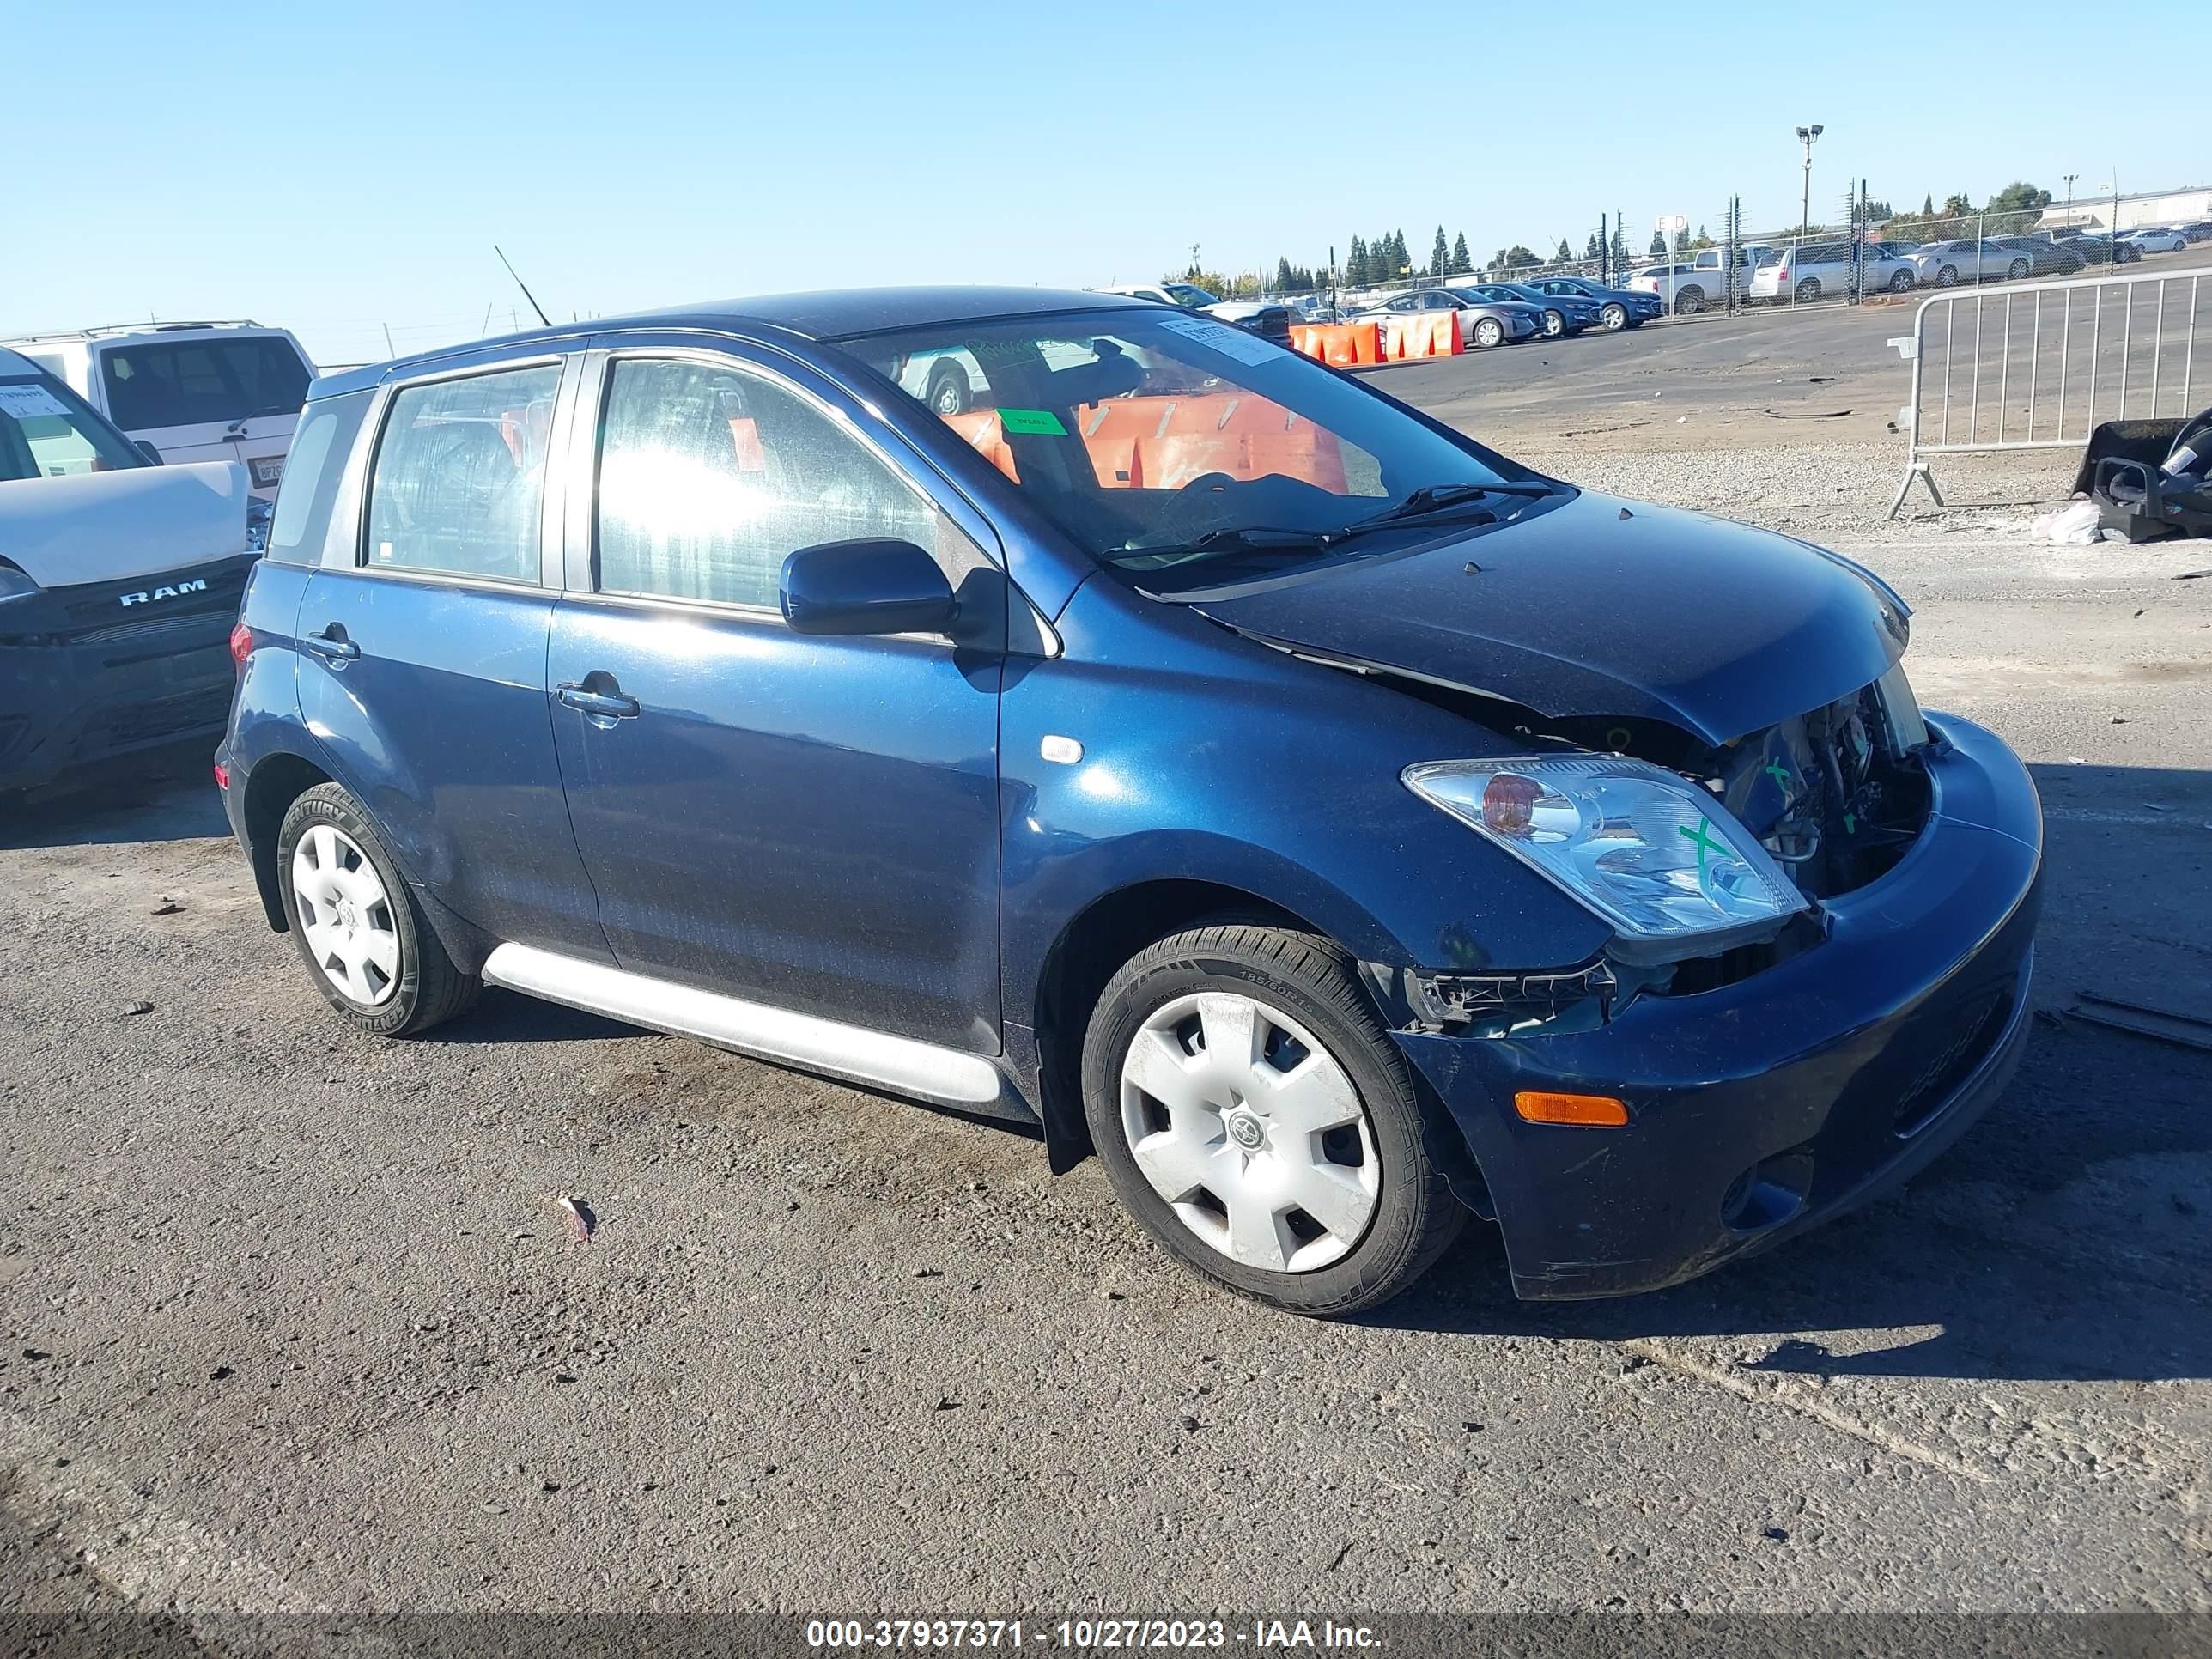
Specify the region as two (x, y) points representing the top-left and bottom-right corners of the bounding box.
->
(1403, 757), (1809, 955)
(0, 561), (39, 604)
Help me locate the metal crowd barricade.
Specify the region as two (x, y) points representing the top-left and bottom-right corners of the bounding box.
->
(1888, 269), (2209, 517)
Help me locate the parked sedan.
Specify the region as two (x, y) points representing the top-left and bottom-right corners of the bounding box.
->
(2118, 227), (2190, 255)
(2052, 234), (2142, 267)
(1991, 236), (2087, 277)
(1523, 276), (1664, 331)
(1463, 282), (1601, 338)
(219, 285), (2041, 1316)
(1349, 288), (1541, 349)
(1909, 239), (2033, 287)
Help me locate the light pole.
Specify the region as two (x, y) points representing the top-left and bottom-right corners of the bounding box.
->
(2063, 172), (2077, 229)
(1795, 124), (1824, 244)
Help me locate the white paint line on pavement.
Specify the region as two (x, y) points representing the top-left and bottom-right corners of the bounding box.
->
(1622, 1339), (1996, 1484)
(0, 1407), (313, 1615)
(2044, 807), (2207, 827)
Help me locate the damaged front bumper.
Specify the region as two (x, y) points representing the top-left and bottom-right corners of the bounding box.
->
(1394, 713), (2042, 1300)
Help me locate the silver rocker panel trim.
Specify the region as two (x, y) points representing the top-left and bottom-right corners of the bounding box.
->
(480, 943), (1005, 1108)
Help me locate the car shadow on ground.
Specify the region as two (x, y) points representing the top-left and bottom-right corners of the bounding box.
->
(1, 740), (229, 848)
(421, 986), (647, 1046)
(1373, 760), (2212, 1385)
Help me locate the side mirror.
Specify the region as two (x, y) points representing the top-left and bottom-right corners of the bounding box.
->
(135, 441), (164, 465)
(780, 538), (957, 637)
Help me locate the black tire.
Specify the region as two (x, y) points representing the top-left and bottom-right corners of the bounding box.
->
(276, 782), (479, 1037)
(1600, 302), (1627, 331)
(1794, 277), (1822, 304)
(2006, 258), (2030, 281)
(1473, 318), (1504, 349)
(925, 364), (969, 416)
(1935, 264), (1959, 287)
(1888, 267), (1916, 292)
(1674, 285), (1705, 315)
(1081, 922), (1467, 1317)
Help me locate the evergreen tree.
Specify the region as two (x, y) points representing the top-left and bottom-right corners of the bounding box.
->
(1347, 235), (1368, 286)
(1275, 257), (1294, 293)
(1649, 230), (1667, 256)
(1921, 192), (1936, 216)
(1430, 225), (1449, 277)
(1451, 233), (1473, 275)
(1388, 229), (1410, 278)
(1553, 237), (1572, 262)
(1673, 228), (1689, 253)
(1583, 232), (1602, 261)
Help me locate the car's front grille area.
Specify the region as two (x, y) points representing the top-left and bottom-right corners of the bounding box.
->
(1892, 988), (2011, 1136)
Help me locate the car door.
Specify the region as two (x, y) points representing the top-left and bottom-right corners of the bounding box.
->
(295, 350), (615, 963)
(544, 341), (1005, 1054)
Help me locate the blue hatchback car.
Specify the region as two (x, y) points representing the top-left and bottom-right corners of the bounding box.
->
(218, 289), (2040, 1316)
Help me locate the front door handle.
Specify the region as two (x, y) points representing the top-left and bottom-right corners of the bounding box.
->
(556, 680), (640, 720)
(303, 625), (359, 663)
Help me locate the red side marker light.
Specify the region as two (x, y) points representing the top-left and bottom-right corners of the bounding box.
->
(228, 621), (252, 672)
(213, 762), (230, 792)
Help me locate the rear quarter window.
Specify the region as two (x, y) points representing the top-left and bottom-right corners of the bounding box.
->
(265, 391), (372, 566)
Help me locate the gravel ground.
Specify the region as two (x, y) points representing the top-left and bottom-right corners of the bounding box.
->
(4, 320), (2212, 1645)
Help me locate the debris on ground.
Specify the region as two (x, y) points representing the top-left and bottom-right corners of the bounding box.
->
(2063, 990), (2212, 1054)
(119, 1000), (152, 1017)
(2028, 499), (2111, 545)
(556, 1195), (596, 1243)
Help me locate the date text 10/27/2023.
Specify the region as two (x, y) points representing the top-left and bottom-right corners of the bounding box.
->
(803, 1619), (1382, 1650)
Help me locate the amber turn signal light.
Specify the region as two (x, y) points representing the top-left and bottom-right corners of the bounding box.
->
(1515, 1090), (1630, 1127)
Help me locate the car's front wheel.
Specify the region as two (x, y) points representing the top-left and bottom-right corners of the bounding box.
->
(2007, 258), (2031, 281)
(1473, 317), (1504, 348)
(276, 783), (478, 1037)
(926, 365), (970, 416)
(1081, 923), (1466, 1316)
(1600, 301), (1627, 331)
(1935, 264), (1959, 287)
(1540, 309), (1565, 337)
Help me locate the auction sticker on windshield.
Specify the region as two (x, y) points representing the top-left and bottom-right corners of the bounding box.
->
(0, 384), (71, 421)
(997, 407), (1068, 436)
(1151, 314), (1279, 365)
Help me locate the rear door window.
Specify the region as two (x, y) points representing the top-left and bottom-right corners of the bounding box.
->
(99, 337), (312, 430)
(363, 364), (561, 582)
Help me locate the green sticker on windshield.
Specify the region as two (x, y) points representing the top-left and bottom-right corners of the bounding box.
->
(996, 407), (1066, 436)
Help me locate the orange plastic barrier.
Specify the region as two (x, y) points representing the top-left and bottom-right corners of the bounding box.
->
(1378, 313), (1462, 361)
(1290, 322), (1382, 366)
(941, 394), (1347, 494)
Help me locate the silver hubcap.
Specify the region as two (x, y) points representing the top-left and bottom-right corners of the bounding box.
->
(291, 824), (401, 1006)
(1118, 992), (1380, 1274)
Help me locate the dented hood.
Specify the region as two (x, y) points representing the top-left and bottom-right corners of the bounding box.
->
(1187, 491), (1906, 745)
(0, 462), (250, 591)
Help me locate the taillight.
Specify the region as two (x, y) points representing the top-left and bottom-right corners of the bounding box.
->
(228, 621), (252, 672)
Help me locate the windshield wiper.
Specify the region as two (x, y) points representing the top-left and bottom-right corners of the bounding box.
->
(1111, 525), (1338, 565)
(1348, 480), (1552, 529)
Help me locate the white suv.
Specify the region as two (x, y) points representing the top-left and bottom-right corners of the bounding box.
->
(0, 321), (315, 499)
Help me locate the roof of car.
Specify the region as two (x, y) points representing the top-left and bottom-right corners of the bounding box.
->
(312, 287), (1152, 398)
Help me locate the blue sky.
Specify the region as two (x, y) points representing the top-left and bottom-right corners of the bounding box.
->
(7, 0), (2197, 367)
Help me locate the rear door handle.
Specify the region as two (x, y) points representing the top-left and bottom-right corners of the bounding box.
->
(303, 625), (359, 663)
(556, 681), (640, 720)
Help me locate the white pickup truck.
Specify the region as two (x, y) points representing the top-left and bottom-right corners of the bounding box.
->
(1626, 246), (1777, 314)
(0, 347), (260, 796)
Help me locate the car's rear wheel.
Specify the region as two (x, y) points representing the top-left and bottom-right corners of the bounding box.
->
(1601, 301), (1627, 331)
(1888, 267), (1916, 292)
(1473, 318), (1504, 348)
(1674, 285), (1705, 315)
(2007, 258), (2031, 281)
(276, 783), (478, 1037)
(1082, 923), (1466, 1317)
(1794, 277), (1822, 303)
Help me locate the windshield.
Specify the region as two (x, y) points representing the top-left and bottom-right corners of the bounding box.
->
(1162, 284), (1218, 308)
(0, 374), (149, 483)
(851, 308), (1553, 588)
